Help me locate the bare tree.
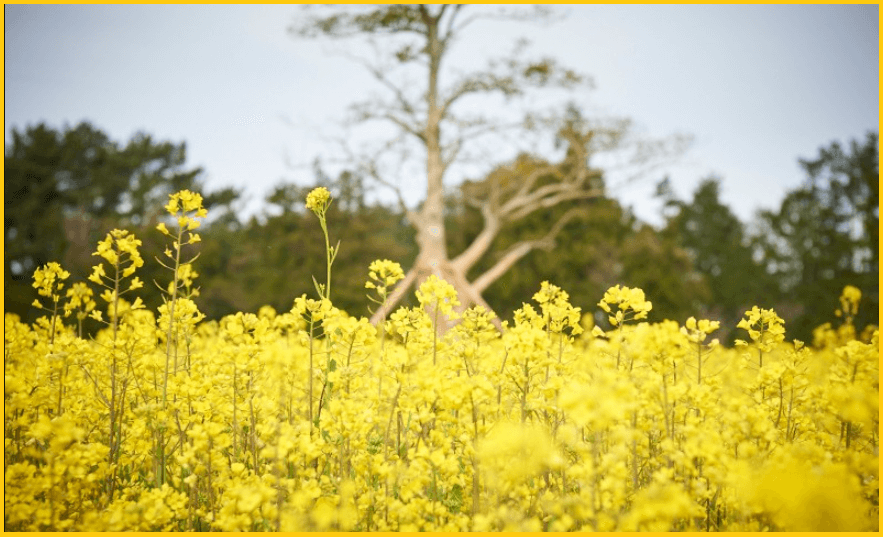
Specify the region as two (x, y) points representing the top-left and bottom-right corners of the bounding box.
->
(291, 5), (687, 327)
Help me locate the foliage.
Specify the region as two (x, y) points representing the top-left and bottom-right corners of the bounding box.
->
(195, 174), (416, 320)
(291, 5), (688, 321)
(448, 175), (710, 324)
(658, 177), (774, 341)
(6, 120), (876, 354)
(754, 132), (879, 341)
(4, 188), (878, 532)
(4, 121), (238, 322)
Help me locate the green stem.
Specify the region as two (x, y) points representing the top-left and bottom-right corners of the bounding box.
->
(320, 217), (333, 301)
(308, 321), (314, 427)
(108, 250), (121, 497)
(433, 302), (439, 365)
(163, 227), (183, 406)
(232, 360), (239, 459)
(48, 297), (59, 348)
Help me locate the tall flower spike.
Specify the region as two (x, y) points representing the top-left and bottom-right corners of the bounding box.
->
(735, 306), (785, 355)
(305, 187), (337, 300)
(32, 262), (70, 302)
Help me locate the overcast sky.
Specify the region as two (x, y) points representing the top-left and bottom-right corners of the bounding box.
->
(5, 4), (878, 227)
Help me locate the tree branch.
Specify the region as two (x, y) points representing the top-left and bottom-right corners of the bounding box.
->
(349, 104), (425, 142)
(440, 50), (588, 118)
(440, 4), (464, 46)
(510, 161), (559, 203)
(448, 5), (556, 37)
(439, 116), (529, 169)
(505, 183), (603, 221)
(337, 49), (421, 120)
(452, 128), (602, 275)
(359, 154), (421, 227)
(452, 202), (502, 274)
(291, 5), (431, 39)
(472, 207), (585, 294)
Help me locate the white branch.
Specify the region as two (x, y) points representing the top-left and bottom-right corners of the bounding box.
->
(506, 185), (603, 222)
(361, 159), (421, 226)
(451, 202), (501, 274)
(337, 48), (419, 116)
(472, 207), (585, 293)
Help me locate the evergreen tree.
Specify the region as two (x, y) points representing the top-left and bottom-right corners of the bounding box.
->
(4, 121), (228, 321)
(755, 133), (878, 340)
(659, 177), (773, 340)
(197, 171), (416, 320)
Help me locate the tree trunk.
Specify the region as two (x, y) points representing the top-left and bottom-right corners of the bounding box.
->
(377, 6), (500, 330)
(365, 6), (592, 331)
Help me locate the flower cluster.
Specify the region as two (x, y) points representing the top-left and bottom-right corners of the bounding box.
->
(533, 281), (583, 336)
(365, 259), (405, 290)
(305, 186), (331, 215)
(597, 284), (652, 327)
(87, 229), (146, 324)
(63, 282), (95, 317)
(92, 229), (145, 276)
(735, 306), (786, 363)
(836, 284), (861, 319)
(156, 189), (206, 256)
(415, 274), (461, 320)
(32, 262), (70, 304)
(681, 316), (720, 343)
(5, 189), (878, 533)
(291, 294), (335, 325)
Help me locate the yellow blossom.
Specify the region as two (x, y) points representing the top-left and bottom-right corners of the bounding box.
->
(365, 259), (405, 289)
(305, 186), (331, 214)
(598, 284), (652, 327)
(415, 274), (460, 320)
(31, 262), (70, 303)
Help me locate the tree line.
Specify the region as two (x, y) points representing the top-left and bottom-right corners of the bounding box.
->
(5, 121), (877, 343)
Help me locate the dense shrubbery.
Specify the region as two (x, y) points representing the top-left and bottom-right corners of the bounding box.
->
(4, 190), (878, 531)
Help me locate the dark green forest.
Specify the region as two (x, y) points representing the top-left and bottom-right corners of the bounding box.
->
(4, 121), (878, 343)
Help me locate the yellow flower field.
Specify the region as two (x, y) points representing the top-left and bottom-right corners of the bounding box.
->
(4, 190), (878, 531)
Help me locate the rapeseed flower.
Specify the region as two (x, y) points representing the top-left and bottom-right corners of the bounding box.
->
(365, 259), (405, 289)
(533, 281), (583, 335)
(598, 284), (652, 326)
(32, 262), (70, 302)
(837, 284), (861, 318)
(735, 306), (785, 356)
(7, 187), (878, 532)
(415, 274), (461, 319)
(304, 187), (337, 300)
(305, 186), (331, 214)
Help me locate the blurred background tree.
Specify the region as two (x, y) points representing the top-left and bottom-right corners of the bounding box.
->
(447, 161), (711, 327)
(290, 5), (688, 327)
(5, 120), (877, 341)
(4, 121), (239, 321)
(656, 177), (777, 342)
(753, 132), (878, 341)
(196, 169), (416, 319)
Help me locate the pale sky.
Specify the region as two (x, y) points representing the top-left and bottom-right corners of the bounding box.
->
(5, 4), (878, 227)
